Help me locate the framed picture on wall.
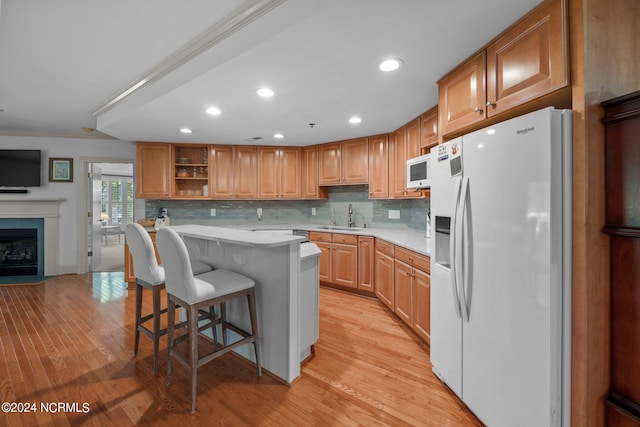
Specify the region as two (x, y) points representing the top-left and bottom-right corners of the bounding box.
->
(49, 157), (73, 182)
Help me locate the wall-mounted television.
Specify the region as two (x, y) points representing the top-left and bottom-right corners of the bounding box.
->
(0, 150), (42, 187)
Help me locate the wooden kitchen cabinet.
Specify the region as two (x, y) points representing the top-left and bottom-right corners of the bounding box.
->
(309, 232), (358, 290)
(318, 142), (341, 185)
(257, 147), (301, 199)
(172, 144), (210, 198)
(375, 239), (395, 310)
(389, 121), (424, 199)
(332, 241), (358, 289)
(301, 146), (327, 199)
(135, 142), (171, 198)
(210, 145), (257, 199)
(438, 0), (568, 136)
(368, 134), (389, 199)
(315, 241), (332, 283)
(394, 259), (414, 326)
(485, 0), (568, 117)
(413, 268), (431, 343)
(318, 138), (368, 185)
(420, 106), (439, 149)
(358, 236), (374, 293)
(331, 233), (358, 289)
(438, 51), (487, 136)
(395, 246), (431, 343)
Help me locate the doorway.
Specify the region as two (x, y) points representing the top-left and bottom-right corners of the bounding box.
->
(88, 162), (134, 272)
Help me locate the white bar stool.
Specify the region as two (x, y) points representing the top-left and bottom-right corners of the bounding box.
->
(156, 227), (262, 414)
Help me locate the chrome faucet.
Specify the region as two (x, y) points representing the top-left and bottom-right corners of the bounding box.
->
(348, 203), (355, 228)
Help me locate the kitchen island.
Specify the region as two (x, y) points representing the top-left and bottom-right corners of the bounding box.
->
(170, 224), (310, 384)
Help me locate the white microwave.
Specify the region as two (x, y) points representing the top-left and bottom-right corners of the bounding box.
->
(406, 153), (431, 189)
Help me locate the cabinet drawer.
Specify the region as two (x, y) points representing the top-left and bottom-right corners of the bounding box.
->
(375, 239), (395, 257)
(395, 246), (430, 273)
(332, 233), (357, 245)
(309, 231), (331, 243)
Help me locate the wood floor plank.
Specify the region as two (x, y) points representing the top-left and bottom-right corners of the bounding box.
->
(0, 273), (481, 426)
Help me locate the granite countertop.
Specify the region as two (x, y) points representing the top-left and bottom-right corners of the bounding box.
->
(245, 223), (431, 256)
(170, 224), (306, 247)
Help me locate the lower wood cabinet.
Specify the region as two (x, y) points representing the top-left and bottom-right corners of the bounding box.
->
(358, 236), (374, 293)
(394, 259), (414, 325)
(374, 239), (395, 310)
(309, 232), (358, 290)
(331, 241), (358, 289)
(412, 268), (431, 343)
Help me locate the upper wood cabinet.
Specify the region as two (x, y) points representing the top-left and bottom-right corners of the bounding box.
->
(390, 119), (424, 199)
(301, 146), (328, 200)
(172, 144), (210, 198)
(420, 106), (439, 149)
(368, 134), (389, 199)
(438, 0), (568, 136)
(318, 138), (369, 185)
(135, 142), (171, 199)
(257, 147), (301, 199)
(210, 145), (257, 199)
(438, 52), (487, 136)
(485, 0), (568, 117)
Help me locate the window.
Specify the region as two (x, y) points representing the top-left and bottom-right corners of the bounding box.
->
(101, 176), (134, 225)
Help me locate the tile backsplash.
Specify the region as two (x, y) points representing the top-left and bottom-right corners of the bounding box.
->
(145, 185), (429, 233)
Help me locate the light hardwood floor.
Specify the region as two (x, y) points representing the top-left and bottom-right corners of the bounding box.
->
(0, 272), (481, 426)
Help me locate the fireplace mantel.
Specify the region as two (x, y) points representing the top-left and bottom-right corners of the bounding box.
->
(0, 198), (65, 276)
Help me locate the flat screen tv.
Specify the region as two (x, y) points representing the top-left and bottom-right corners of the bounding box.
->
(0, 150), (42, 187)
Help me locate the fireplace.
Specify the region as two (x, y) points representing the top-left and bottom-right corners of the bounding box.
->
(0, 199), (61, 276)
(0, 228), (38, 276)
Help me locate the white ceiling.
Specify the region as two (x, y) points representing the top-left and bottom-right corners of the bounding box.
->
(0, 0), (542, 147)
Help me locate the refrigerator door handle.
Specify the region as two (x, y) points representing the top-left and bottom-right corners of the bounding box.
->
(450, 176), (462, 318)
(457, 176), (470, 322)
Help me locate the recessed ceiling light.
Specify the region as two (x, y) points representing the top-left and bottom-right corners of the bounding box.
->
(257, 87), (274, 98)
(349, 116), (362, 124)
(180, 127), (193, 134)
(274, 133), (284, 139)
(378, 58), (403, 72)
(206, 107), (221, 116)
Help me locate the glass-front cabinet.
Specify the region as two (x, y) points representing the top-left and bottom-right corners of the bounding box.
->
(172, 144), (210, 198)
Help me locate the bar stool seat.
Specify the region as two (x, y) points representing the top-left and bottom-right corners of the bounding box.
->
(156, 227), (262, 414)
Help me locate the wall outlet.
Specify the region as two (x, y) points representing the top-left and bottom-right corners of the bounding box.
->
(311, 207), (316, 216)
(388, 209), (401, 219)
(210, 208), (216, 217)
(257, 208), (263, 216)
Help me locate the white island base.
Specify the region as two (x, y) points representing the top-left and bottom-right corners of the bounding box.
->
(171, 225), (317, 384)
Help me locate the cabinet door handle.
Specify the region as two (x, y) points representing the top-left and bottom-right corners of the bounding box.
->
(486, 101), (496, 107)
(474, 107), (484, 114)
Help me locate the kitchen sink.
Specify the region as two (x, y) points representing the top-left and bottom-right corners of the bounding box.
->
(317, 226), (364, 232)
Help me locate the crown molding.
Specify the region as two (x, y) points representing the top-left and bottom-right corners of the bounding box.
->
(0, 130), (117, 140)
(92, 0), (287, 118)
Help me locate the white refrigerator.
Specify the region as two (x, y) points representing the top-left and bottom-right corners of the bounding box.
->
(429, 108), (572, 427)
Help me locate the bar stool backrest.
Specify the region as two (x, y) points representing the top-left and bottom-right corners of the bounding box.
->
(125, 223), (164, 285)
(156, 227), (198, 303)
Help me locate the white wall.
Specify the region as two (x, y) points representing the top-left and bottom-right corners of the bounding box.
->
(0, 135), (136, 273)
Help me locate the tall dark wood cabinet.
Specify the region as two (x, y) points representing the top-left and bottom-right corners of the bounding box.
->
(602, 90), (640, 427)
